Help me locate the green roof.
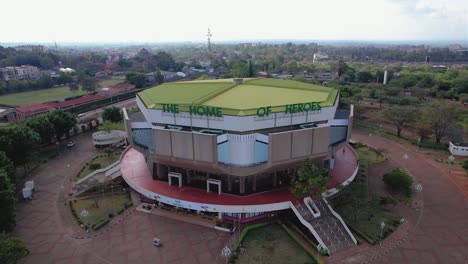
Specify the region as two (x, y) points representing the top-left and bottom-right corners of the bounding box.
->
(137, 78), (338, 116)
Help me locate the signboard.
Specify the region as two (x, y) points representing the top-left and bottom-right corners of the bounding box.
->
(161, 102), (322, 117)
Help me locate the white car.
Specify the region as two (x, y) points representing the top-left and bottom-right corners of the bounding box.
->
(67, 141), (76, 147)
(77, 113), (86, 118)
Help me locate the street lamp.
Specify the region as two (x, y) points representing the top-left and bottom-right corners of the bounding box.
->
(416, 138), (421, 153)
(448, 155), (455, 172)
(379, 221), (385, 246)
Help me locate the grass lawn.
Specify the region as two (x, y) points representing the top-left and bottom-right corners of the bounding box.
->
(71, 192), (131, 226)
(74, 154), (120, 181)
(0, 76), (125, 106)
(236, 224), (313, 264)
(99, 76), (125, 87)
(356, 146), (386, 165)
(0, 86), (86, 106)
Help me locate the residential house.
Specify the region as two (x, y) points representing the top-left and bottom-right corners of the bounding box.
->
(313, 51), (329, 62)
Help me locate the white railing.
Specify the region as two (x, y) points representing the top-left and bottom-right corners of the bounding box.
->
(322, 197), (357, 245)
(75, 160), (120, 185)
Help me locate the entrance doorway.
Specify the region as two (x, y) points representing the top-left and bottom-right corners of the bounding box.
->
(207, 179), (221, 195)
(168, 172), (182, 188)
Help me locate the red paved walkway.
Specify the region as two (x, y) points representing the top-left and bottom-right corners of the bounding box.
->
(120, 145), (358, 206)
(328, 145), (358, 189)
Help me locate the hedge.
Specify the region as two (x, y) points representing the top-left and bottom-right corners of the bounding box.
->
(124, 201), (133, 208)
(92, 219), (110, 231)
(346, 223), (376, 245)
(281, 224), (321, 263)
(286, 220), (318, 248)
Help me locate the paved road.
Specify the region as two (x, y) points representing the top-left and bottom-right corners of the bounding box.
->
(77, 98), (136, 120)
(13, 132), (229, 264)
(352, 130), (468, 264)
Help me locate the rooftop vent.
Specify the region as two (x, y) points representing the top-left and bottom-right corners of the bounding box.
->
(233, 78), (244, 84)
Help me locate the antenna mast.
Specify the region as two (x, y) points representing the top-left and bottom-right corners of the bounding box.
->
(207, 28), (213, 68)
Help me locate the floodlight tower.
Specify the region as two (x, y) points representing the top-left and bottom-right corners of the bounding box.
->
(207, 28), (213, 68)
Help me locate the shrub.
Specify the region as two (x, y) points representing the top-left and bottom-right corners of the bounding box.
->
(117, 208), (124, 215)
(383, 169), (413, 194)
(108, 213), (114, 218)
(89, 163), (101, 170)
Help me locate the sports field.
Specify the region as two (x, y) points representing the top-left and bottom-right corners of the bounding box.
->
(0, 86), (86, 106)
(0, 77), (125, 106)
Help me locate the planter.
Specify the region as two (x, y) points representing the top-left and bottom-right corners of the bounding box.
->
(214, 226), (233, 233)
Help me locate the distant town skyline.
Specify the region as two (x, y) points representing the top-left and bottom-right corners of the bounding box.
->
(1, 0), (467, 43)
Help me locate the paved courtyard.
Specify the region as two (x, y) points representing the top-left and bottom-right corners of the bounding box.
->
(12, 133), (229, 264)
(349, 129), (468, 264)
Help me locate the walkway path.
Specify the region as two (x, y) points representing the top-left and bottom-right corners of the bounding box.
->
(12, 133), (229, 264)
(331, 129), (468, 264)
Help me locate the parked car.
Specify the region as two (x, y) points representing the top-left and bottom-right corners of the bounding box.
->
(152, 238), (162, 247)
(67, 141), (76, 147)
(77, 113), (86, 118)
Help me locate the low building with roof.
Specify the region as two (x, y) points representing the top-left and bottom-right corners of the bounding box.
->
(7, 103), (56, 121)
(45, 94), (105, 109)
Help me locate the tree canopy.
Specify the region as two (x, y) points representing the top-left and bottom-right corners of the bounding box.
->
(0, 235), (29, 263)
(48, 110), (77, 141)
(380, 106), (418, 137)
(103, 107), (122, 123)
(290, 160), (328, 199)
(0, 125), (40, 168)
(0, 170), (16, 233)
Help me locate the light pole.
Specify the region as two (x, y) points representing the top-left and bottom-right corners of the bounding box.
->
(416, 138), (421, 153)
(448, 155), (455, 172)
(379, 221), (385, 246)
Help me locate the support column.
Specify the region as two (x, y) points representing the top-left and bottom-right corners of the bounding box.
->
(240, 177), (245, 194)
(273, 172), (277, 187)
(218, 212), (222, 219)
(252, 175), (257, 192)
(228, 175), (232, 192)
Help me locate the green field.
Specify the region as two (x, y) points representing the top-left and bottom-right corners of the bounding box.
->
(236, 224), (313, 264)
(0, 86), (86, 106)
(72, 192), (131, 226)
(0, 76), (125, 106)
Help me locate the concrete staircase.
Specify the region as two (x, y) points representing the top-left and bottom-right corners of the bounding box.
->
(308, 200), (356, 254)
(74, 161), (121, 196)
(291, 198), (356, 255)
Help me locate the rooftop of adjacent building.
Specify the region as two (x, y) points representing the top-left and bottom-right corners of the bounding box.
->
(137, 78), (338, 116)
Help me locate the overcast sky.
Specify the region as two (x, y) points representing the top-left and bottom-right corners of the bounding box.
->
(1, 0), (467, 43)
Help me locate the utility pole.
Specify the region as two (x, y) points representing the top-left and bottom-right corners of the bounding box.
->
(207, 28), (213, 69)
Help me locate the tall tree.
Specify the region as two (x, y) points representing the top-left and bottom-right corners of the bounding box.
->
(424, 101), (458, 143)
(102, 107), (122, 123)
(0, 151), (16, 185)
(48, 110), (77, 141)
(69, 83), (79, 92)
(380, 106), (417, 137)
(290, 160), (328, 200)
(79, 76), (99, 93)
(25, 114), (54, 144)
(125, 72), (147, 88)
(0, 170), (16, 233)
(0, 126), (40, 171)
